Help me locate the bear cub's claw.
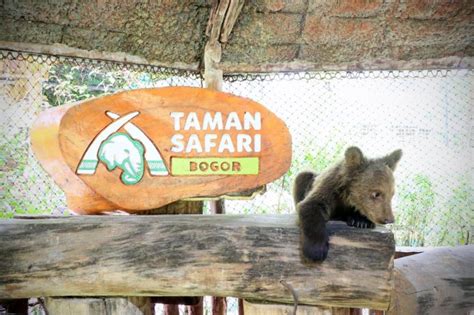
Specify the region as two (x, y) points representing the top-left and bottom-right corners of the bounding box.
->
(347, 213), (375, 229)
(303, 231), (329, 261)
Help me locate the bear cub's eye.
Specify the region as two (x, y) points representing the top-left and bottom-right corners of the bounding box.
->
(371, 191), (382, 199)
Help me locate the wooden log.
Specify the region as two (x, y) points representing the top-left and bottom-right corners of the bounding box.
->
(0, 215), (394, 309)
(388, 245), (474, 315)
(44, 297), (153, 315)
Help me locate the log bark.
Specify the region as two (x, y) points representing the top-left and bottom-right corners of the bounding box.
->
(0, 215), (394, 309)
(388, 245), (474, 315)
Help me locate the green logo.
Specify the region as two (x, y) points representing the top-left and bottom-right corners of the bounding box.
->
(98, 132), (145, 185)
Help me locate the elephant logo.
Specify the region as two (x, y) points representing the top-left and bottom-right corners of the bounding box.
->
(76, 111), (168, 185)
(98, 133), (145, 185)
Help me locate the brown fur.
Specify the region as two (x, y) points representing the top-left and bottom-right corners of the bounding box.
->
(293, 146), (402, 261)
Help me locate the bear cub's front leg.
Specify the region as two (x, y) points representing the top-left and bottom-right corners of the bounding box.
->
(298, 200), (330, 261)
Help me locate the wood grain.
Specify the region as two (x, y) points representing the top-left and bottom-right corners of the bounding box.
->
(0, 215), (394, 309)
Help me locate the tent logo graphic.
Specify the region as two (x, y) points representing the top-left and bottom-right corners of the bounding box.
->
(76, 111), (168, 185)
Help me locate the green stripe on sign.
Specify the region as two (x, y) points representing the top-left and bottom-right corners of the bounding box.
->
(172, 157), (259, 176)
(78, 159), (98, 170)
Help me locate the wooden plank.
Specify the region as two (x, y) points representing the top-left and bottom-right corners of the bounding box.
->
(0, 215), (394, 309)
(388, 245), (474, 315)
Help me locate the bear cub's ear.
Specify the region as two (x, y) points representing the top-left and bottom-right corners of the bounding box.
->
(383, 149), (402, 171)
(345, 146), (365, 169)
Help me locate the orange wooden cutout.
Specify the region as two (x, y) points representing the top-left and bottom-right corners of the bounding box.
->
(32, 87), (292, 213)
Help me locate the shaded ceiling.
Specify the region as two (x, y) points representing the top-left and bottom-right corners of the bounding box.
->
(1, 0), (473, 71)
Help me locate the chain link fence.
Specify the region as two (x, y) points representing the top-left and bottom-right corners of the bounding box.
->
(1, 50), (473, 248)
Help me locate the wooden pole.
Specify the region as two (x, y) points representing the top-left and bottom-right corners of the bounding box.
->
(204, 3), (242, 314)
(0, 215), (395, 310)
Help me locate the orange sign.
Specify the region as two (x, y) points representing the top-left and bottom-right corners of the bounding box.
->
(33, 87), (292, 212)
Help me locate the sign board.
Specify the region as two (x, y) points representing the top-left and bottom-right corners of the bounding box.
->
(32, 87), (292, 212)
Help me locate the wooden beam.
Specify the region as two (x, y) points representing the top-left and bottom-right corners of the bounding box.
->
(388, 246), (474, 315)
(0, 215), (394, 309)
(0, 41), (200, 71)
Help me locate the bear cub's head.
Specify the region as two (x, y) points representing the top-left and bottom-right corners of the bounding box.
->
(344, 147), (402, 225)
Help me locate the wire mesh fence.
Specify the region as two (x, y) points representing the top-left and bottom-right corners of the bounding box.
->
(1, 49), (473, 249)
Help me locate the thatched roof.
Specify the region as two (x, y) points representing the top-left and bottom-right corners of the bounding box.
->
(1, 0), (473, 71)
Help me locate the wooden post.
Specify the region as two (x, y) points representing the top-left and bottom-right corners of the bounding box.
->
(204, 2), (244, 314)
(238, 299), (244, 315)
(212, 296), (227, 315)
(0, 215), (395, 310)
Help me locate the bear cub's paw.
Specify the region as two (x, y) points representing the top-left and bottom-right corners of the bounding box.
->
(302, 230), (329, 261)
(347, 212), (375, 229)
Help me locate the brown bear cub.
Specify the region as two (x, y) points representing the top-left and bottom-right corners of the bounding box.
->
(293, 146), (402, 261)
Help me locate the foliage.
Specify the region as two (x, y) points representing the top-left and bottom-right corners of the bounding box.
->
(43, 64), (168, 106)
(392, 174), (435, 246)
(431, 177), (472, 246)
